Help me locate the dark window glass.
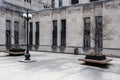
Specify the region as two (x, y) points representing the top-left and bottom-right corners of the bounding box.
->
(71, 0), (79, 4)
(95, 16), (103, 48)
(6, 20), (11, 49)
(29, 22), (33, 47)
(52, 0), (55, 8)
(84, 17), (90, 48)
(90, 0), (98, 2)
(35, 22), (39, 46)
(25, 0), (31, 3)
(29, 0), (31, 3)
(59, 0), (62, 7)
(61, 19), (66, 46)
(14, 21), (19, 45)
(52, 20), (57, 46)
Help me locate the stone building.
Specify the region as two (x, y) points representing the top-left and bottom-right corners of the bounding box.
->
(0, 0), (120, 56)
(0, 0), (49, 50)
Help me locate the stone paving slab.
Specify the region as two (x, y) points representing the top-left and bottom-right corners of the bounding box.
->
(0, 51), (120, 80)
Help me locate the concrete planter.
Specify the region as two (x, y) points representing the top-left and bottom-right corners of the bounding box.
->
(85, 55), (106, 60)
(7, 48), (25, 56)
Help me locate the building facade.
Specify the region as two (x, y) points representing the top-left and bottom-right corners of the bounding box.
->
(0, 0), (120, 56)
(0, 0), (46, 50)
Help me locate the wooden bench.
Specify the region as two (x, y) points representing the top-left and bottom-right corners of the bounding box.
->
(78, 58), (113, 64)
(5, 51), (25, 56)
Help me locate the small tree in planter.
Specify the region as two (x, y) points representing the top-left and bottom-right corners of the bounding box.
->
(80, 16), (114, 64)
(92, 16), (114, 58)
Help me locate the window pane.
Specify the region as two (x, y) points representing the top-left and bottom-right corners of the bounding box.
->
(61, 19), (66, 46)
(6, 20), (11, 30)
(59, 0), (62, 7)
(14, 21), (19, 31)
(90, 0), (98, 2)
(84, 17), (90, 48)
(52, 20), (57, 46)
(71, 0), (79, 4)
(29, 22), (33, 46)
(52, 0), (55, 8)
(14, 21), (19, 45)
(95, 16), (103, 48)
(6, 20), (11, 49)
(35, 22), (39, 46)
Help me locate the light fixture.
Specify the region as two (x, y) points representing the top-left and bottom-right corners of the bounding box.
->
(23, 13), (27, 18)
(28, 13), (32, 18)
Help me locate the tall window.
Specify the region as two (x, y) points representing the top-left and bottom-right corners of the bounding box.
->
(59, 0), (62, 7)
(52, 20), (57, 46)
(61, 19), (66, 46)
(71, 0), (79, 4)
(95, 16), (103, 48)
(84, 17), (90, 48)
(6, 20), (11, 49)
(52, 0), (55, 8)
(35, 22), (39, 47)
(29, 22), (33, 47)
(14, 21), (19, 45)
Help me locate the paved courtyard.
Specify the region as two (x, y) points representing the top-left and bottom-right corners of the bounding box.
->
(0, 51), (120, 80)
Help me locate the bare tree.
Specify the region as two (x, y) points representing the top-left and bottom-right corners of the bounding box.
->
(90, 16), (115, 56)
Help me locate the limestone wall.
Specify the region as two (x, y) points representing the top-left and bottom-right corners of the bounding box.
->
(3, 0), (43, 11)
(31, 0), (120, 56)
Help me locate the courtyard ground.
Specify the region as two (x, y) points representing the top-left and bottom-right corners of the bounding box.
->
(0, 51), (120, 80)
